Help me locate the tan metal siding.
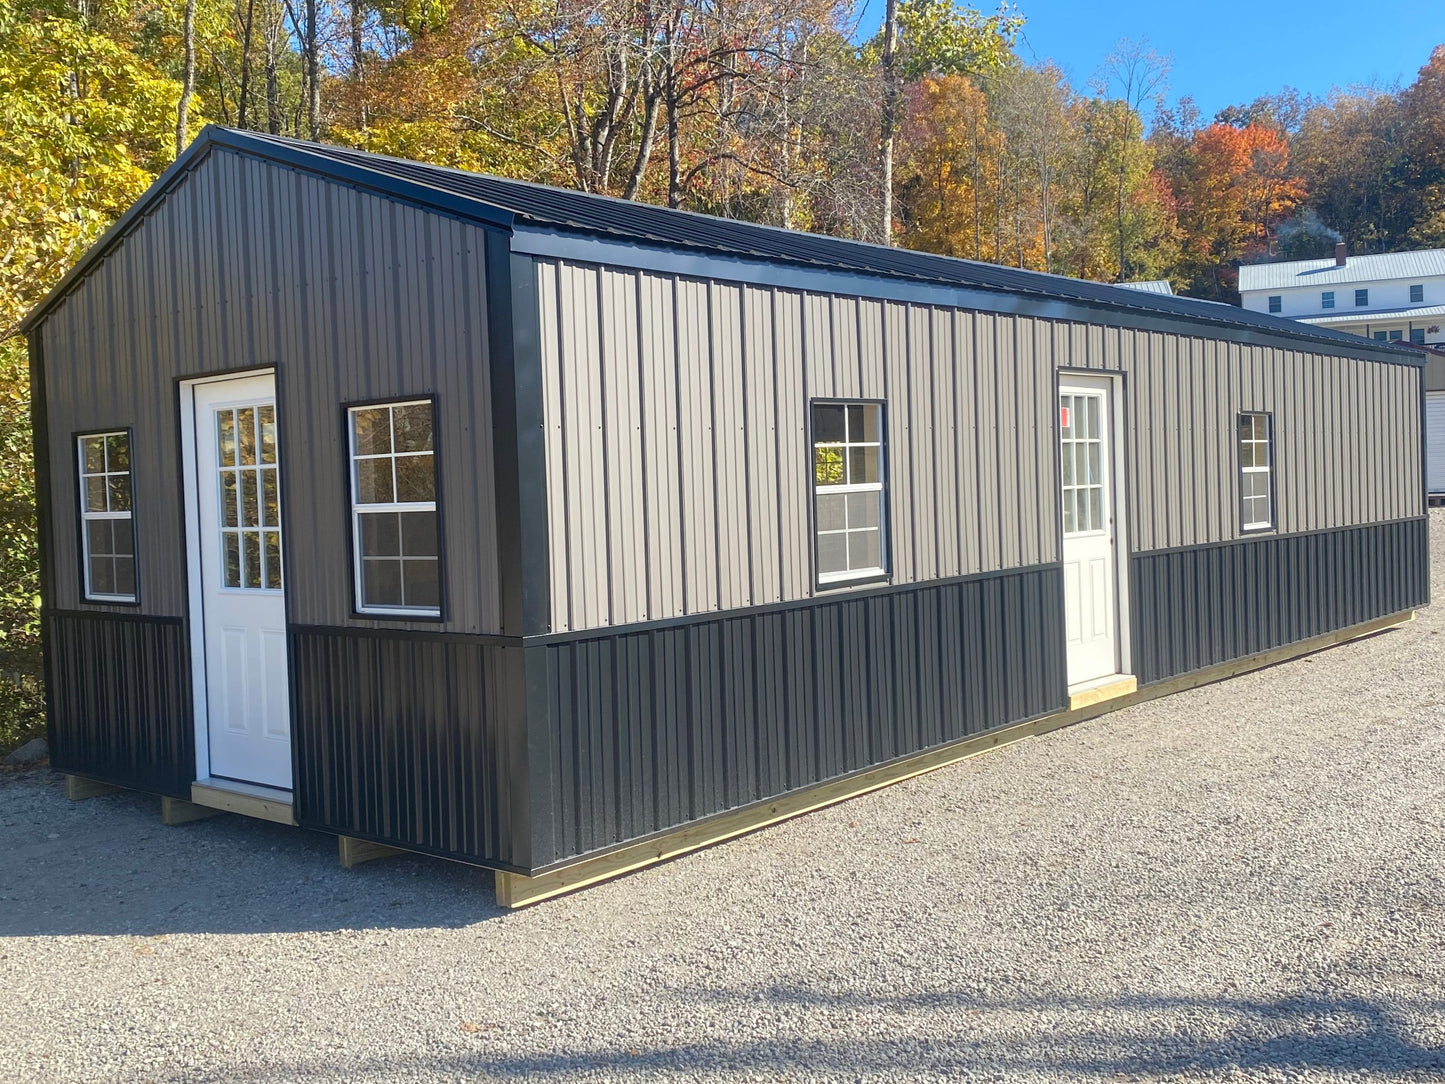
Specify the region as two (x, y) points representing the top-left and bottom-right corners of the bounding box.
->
(638, 271), (685, 621)
(40, 149), (501, 633)
(535, 257), (1423, 632)
(773, 289), (809, 601)
(743, 285), (783, 606)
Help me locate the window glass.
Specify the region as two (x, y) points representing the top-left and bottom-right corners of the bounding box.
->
(78, 431), (137, 601)
(214, 404), (281, 590)
(1267, 295), (1281, 313)
(1355, 289), (1369, 307)
(1411, 328), (1426, 344)
(813, 402), (886, 584)
(1059, 393), (1107, 535)
(1388, 329), (1403, 341)
(1410, 284), (1424, 303)
(1321, 291), (1334, 309)
(349, 400), (441, 614)
(1238, 413), (1273, 531)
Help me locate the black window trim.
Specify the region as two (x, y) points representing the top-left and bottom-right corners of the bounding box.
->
(341, 394), (447, 623)
(72, 426), (141, 606)
(1237, 411), (1276, 536)
(807, 397), (891, 592)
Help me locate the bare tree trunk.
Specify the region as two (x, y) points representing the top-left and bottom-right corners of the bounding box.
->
(238, 0), (256, 129)
(306, 0), (321, 138)
(352, 0), (367, 129)
(622, 80), (662, 201)
(176, 0), (196, 154)
(265, 1), (283, 135)
(878, 0), (899, 246)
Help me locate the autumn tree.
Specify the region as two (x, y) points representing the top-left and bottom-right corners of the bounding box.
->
(1172, 122), (1305, 298)
(0, 0), (184, 747)
(873, 0), (1021, 244)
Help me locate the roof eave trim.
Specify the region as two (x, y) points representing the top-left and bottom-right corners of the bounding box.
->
(212, 128), (516, 232)
(18, 125), (518, 334)
(512, 224), (1424, 367)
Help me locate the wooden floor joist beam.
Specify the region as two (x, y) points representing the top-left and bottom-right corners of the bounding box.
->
(495, 608), (1415, 909)
(338, 835), (406, 869)
(64, 775), (123, 801)
(161, 796), (224, 825)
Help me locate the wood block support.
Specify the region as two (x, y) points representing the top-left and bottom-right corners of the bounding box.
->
(65, 775), (123, 801)
(339, 835), (406, 869)
(493, 608), (1415, 909)
(161, 796), (224, 825)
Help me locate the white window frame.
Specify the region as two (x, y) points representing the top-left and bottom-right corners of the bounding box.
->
(77, 430), (137, 603)
(347, 399), (441, 617)
(1239, 412), (1274, 533)
(812, 401), (888, 586)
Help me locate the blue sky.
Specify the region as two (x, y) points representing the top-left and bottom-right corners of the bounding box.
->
(855, 0), (1443, 120)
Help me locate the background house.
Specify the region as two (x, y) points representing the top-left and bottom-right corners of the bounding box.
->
(1239, 245), (1445, 345)
(1240, 245), (1445, 497)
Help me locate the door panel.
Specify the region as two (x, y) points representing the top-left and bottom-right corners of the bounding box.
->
(190, 374), (292, 789)
(1060, 378), (1121, 686)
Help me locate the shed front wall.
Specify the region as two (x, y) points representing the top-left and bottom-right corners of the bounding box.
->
(40, 148), (502, 633)
(36, 150), (524, 867)
(535, 256), (1424, 635)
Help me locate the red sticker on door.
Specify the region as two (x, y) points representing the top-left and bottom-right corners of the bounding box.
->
(1060, 405), (1070, 429)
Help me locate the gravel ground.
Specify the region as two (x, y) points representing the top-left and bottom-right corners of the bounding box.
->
(3, 513), (1444, 1084)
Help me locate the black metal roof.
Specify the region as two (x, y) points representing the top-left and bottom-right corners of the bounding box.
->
(18, 126), (1423, 364)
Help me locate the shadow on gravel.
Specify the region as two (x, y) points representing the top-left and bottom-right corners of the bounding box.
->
(185, 988), (1445, 1082)
(0, 773), (505, 936)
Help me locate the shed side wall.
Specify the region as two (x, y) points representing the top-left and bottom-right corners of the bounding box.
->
(535, 257), (1423, 634)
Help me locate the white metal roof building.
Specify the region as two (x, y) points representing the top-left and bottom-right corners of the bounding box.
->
(1238, 244), (1445, 495)
(1238, 245), (1445, 347)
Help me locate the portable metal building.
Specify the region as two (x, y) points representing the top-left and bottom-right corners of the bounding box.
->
(23, 127), (1431, 904)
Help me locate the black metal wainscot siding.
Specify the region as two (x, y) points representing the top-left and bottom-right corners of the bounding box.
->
(1130, 517), (1430, 686)
(288, 625), (525, 870)
(47, 610), (194, 797)
(529, 563), (1067, 869)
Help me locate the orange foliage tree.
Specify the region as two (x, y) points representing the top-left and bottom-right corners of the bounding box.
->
(1174, 122), (1305, 296)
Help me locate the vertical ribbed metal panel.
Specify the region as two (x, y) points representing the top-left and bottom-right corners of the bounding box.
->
(533, 562), (1067, 866)
(599, 267), (647, 625)
(883, 301), (915, 583)
(774, 289), (809, 600)
(712, 282), (750, 612)
(1130, 517), (1429, 686)
(535, 255), (1425, 635)
(290, 627), (518, 866)
(743, 285), (783, 605)
(47, 612), (193, 797)
(37, 147), (502, 634)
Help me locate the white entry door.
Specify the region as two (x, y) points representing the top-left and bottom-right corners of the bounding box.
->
(188, 373), (292, 789)
(1060, 376), (1121, 687)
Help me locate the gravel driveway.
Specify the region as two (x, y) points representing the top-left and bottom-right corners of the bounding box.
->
(3, 512), (1443, 1083)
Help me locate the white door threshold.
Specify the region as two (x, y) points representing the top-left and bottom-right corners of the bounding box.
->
(1067, 673), (1138, 711)
(191, 777), (296, 826)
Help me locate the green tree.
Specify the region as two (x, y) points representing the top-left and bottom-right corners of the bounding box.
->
(0, 0), (182, 749)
